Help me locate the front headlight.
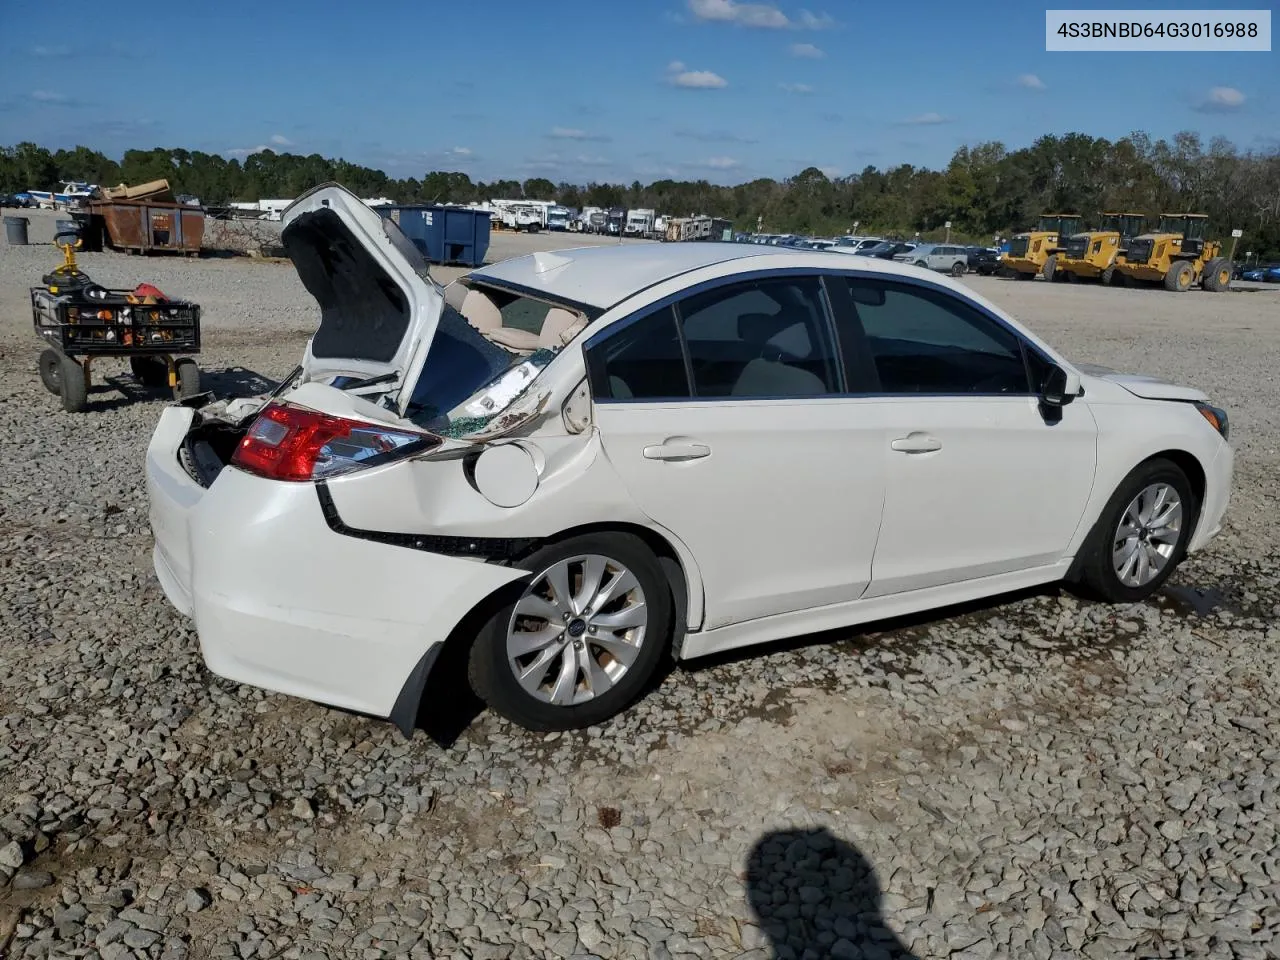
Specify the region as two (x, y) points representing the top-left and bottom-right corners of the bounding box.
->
(1195, 402), (1230, 441)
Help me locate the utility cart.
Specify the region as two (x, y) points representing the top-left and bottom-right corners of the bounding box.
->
(31, 241), (202, 412)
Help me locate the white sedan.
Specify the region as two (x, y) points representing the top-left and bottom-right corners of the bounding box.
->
(146, 184), (1233, 733)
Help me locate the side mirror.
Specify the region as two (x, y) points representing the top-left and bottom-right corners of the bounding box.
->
(1040, 364), (1078, 406)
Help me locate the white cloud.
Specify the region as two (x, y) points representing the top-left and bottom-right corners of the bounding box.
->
(30, 90), (68, 103)
(227, 145), (271, 157)
(31, 45), (72, 57)
(270, 134), (293, 146)
(689, 0), (788, 28)
(705, 156), (740, 169)
(687, 0), (834, 29)
(819, 165), (841, 179)
(779, 82), (813, 94)
(1194, 86), (1246, 112)
(1016, 73), (1045, 90)
(897, 112), (949, 125)
(549, 126), (610, 141)
(575, 154), (613, 166)
(789, 42), (824, 58)
(666, 61), (729, 88)
(447, 146), (472, 158)
(797, 10), (835, 29)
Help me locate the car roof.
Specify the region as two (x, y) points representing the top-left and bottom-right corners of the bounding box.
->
(468, 242), (809, 310)
(467, 241), (983, 311)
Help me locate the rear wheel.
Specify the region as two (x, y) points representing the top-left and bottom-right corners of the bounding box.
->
(1100, 265), (1115, 285)
(174, 358), (201, 400)
(59, 355), (87, 412)
(950, 260), (966, 277)
(1202, 258), (1231, 292)
(1042, 255), (1058, 282)
(1014, 269), (1034, 281)
(468, 533), (673, 730)
(39, 349), (63, 394)
(1164, 260), (1194, 292)
(1073, 458), (1195, 603)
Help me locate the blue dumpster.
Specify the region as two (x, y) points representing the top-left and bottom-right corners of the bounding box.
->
(383, 205), (491, 267)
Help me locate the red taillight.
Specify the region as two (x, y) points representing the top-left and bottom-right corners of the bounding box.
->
(230, 402), (433, 482)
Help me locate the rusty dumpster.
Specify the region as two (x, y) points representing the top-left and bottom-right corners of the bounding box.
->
(90, 200), (205, 256)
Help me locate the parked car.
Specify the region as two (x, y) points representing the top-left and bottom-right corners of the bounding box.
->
(965, 246), (1001, 275)
(146, 184), (1233, 733)
(894, 243), (969, 276)
(1241, 263), (1280, 283)
(855, 241), (915, 260)
(1, 192), (33, 208)
(833, 236), (883, 254)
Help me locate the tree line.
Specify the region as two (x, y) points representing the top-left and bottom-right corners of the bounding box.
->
(3, 131), (1278, 256)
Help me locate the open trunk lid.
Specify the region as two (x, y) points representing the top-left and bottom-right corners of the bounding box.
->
(282, 183), (442, 412)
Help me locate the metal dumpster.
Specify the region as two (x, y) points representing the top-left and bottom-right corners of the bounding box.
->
(90, 199), (205, 255)
(383, 205), (490, 267)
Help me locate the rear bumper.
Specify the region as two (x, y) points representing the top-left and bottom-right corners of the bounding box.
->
(145, 408), (526, 719)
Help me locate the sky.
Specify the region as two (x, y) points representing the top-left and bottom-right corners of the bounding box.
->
(0, 0), (1275, 185)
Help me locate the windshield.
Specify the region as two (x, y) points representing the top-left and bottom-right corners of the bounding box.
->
(404, 282), (580, 437)
(1156, 215), (1194, 235)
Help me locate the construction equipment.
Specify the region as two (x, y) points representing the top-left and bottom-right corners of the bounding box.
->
(1055, 213), (1147, 284)
(1001, 214), (1083, 280)
(1114, 214), (1233, 293)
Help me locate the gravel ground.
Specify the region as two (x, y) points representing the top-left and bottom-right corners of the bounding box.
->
(2, 209), (1280, 960)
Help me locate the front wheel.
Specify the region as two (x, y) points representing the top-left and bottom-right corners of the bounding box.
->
(950, 261), (966, 277)
(1073, 458), (1196, 603)
(468, 533), (674, 730)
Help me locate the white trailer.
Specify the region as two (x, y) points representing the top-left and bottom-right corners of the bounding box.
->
(625, 208), (656, 238)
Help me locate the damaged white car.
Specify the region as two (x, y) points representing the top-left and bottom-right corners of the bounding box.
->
(146, 183), (1233, 733)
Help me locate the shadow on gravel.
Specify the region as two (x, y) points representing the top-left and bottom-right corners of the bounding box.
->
(747, 827), (919, 959)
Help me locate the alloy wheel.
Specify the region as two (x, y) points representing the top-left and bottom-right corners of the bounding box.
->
(506, 554), (649, 706)
(1112, 482), (1183, 588)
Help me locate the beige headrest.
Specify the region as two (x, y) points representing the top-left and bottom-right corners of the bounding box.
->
(443, 281), (469, 311)
(539, 307), (585, 349)
(460, 289), (502, 332)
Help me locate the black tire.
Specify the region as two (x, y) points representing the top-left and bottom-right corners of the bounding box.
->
(1100, 265), (1115, 285)
(1164, 260), (1194, 292)
(59, 354), (87, 412)
(1042, 255), (1058, 282)
(1015, 269), (1034, 281)
(913, 260), (928, 269)
(173, 358), (201, 400)
(1072, 458), (1196, 603)
(130, 356), (169, 388)
(468, 532), (674, 731)
(950, 260), (966, 277)
(39, 349), (63, 394)
(1202, 258), (1231, 292)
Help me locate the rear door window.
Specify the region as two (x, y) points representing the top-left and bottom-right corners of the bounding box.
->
(585, 306), (691, 400)
(675, 277), (841, 398)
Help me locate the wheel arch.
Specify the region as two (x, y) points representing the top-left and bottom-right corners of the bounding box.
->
(389, 519), (701, 737)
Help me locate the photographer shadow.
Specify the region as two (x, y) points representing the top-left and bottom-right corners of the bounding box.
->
(746, 827), (920, 960)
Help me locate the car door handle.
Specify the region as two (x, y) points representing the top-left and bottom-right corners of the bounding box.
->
(891, 433), (942, 453)
(642, 440), (711, 461)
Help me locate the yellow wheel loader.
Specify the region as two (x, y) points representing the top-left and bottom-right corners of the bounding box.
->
(1114, 214), (1233, 293)
(1055, 213), (1146, 284)
(1001, 214), (1083, 280)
